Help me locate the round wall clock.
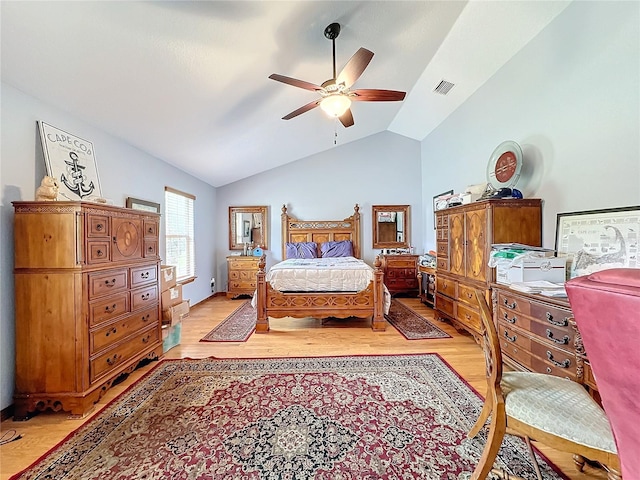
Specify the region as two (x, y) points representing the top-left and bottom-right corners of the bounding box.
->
(486, 140), (523, 189)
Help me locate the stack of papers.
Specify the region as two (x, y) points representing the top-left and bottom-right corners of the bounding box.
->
(509, 280), (567, 297)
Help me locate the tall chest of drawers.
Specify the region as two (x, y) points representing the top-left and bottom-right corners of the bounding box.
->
(227, 255), (260, 298)
(434, 199), (542, 339)
(492, 285), (598, 393)
(12, 201), (163, 419)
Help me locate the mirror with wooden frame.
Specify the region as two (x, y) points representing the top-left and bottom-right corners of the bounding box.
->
(229, 206), (269, 250)
(372, 205), (410, 249)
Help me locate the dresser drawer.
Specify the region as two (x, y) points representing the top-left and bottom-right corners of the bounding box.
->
(437, 258), (449, 271)
(529, 319), (575, 353)
(497, 306), (533, 331)
(386, 258), (416, 268)
(88, 269), (128, 299)
(143, 219), (158, 238)
(87, 214), (110, 238)
(457, 303), (481, 332)
(436, 241), (448, 255)
(436, 294), (455, 317)
(457, 284), (479, 306)
(131, 285), (158, 311)
(131, 264), (158, 287)
(228, 258), (259, 270)
(143, 240), (158, 258)
(229, 270), (258, 281)
(86, 241), (110, 265)
(90, 326), (158, 384)
(530, 302), (572, 329)
(90, 306), (158, 354)
(89, 292), (130, 327)
(497, 291), (531, 316)
(529, 341), (577, 380)
(229, 280), (256, 291)
(436, 276), (456, 298)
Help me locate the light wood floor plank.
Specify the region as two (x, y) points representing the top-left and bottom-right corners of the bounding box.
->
(0, 296), (608, 479)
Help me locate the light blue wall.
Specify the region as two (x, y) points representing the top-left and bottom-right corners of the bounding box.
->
(0, 84), (217, 410)
(421, 1), (640, 251)
(216, 130), (422, 289)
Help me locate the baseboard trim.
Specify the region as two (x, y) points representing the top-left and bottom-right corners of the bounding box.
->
(1, 404), (14, 422)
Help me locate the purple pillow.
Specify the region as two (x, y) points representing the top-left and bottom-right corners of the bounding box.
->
(285, 242), (318, 259)
(321, 241), (353, 258)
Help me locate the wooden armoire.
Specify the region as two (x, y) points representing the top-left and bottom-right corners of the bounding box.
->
(12, 201), (163, 419)
(434, 199), (542, 339)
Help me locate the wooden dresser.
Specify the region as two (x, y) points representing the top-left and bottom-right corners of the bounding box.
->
(13, 201), (162, 420)
(492, 284), (598, 395)
(435, 199), (542, 338)
(380, 254), (419, 296)
(227, 255), (260, 298)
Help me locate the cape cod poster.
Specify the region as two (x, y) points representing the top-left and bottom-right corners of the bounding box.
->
(38, 121), (103, 201)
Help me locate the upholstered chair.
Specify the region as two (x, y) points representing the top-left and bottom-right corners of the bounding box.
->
(566, 268), (640, 480)
(468, 290), (621, 480)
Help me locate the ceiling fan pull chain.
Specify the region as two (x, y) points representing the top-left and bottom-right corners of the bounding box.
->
(334, 120), (338, 145)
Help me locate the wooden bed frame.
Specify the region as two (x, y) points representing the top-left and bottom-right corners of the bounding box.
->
(255, 204), (386, 333)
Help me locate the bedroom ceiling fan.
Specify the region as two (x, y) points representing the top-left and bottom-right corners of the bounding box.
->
(268, 22), (406, 128)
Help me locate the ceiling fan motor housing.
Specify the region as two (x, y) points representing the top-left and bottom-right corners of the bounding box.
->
(324, 23), (341, 40)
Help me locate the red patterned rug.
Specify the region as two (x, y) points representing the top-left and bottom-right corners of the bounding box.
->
(200, 300), (255, 342)
(10, 355), (568, 480)
(385, 299), (451, 340)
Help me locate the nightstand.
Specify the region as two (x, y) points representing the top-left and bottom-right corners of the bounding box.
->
(380, 254), (419, 296)
(226, 256), (260, 299)
(418, 264), (436, 308)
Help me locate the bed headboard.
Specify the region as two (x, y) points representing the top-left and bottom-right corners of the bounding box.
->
(281, 204), (361, 259)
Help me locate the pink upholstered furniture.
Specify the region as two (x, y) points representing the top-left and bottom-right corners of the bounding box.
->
(566, 268), (640, 479)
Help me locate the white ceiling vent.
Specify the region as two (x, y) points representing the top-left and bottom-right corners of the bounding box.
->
(433, 79), (455, 95)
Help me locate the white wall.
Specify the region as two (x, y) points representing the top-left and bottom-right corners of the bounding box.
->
(215, 130), (422, 290)
(421, 0), (640, 252)
(0, 83), (217, 410)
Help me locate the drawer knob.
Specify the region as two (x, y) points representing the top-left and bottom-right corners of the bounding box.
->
(546, 351), (570, 368)
(148, 227), (153, 234)
(546, 312), (569, 327)
(503, 313), (516, 324)
(96, 224), (103, 231)
(141, 293), (150, 301)
(105, 327), (117, 337)
(97, 249), (104, 257)
(142, 334), (151, 344)
(546, 367), (552, 374)
(104, 304), (117, 313)
(546, 329), (569, 345)
(142, 314), (150, 322)
(503, 299), (517, 309)
(148, 246), (153, 252)
(504, 331), (517, 343)
(141, 272), (150, 279)
(104, 279), (116, 287)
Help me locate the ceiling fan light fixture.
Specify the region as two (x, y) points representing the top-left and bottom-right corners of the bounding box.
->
(320, 94), (351, 118)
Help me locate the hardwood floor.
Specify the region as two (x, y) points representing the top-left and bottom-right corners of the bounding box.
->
(0, 296), (608, 480)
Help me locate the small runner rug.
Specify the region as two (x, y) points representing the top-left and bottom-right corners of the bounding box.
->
(11, 354), (567, 480)
(385, 299), (451, 340)
(200, 300), (256, 342)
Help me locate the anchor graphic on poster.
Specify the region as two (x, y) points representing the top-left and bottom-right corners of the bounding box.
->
(61, 151), (95, 198)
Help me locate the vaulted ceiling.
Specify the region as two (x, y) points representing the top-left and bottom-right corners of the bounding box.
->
(1, 1), (570, 187)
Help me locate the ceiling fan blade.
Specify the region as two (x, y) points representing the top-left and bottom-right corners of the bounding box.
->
(339, 109), (354, 128)
(282, 100), (320, 120)
(269, 74), (323, 92)
(350, 89), (406, 102)
(336, 48), (374, 88)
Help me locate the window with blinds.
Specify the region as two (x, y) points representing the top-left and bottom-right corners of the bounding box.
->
(164, 187), (195, 282)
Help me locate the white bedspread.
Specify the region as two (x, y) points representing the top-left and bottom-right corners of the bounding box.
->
(266, 256), (373, 292)
(253, 256), (391, 314)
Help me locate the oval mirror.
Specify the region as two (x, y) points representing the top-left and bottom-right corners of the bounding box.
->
(372, 205), (410, 249)
(229, 206), (269, 250)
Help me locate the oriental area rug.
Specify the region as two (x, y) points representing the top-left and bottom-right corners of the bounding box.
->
(385, 299), (451, 340)
(11, 355), (568, 480)
(200, 300), (256, 342)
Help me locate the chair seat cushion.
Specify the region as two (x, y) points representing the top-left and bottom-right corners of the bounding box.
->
(502, 371), (617, 453)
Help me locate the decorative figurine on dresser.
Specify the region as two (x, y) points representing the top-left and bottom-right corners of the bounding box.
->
(12, 201), (163, 420)
(434, 198), (542, 339)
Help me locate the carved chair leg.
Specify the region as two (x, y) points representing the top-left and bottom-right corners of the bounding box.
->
(605, 466), (622, 480)
(572, 454), (586, 472)
(471, 412), (506, 480)
(468, 395), (493, 439)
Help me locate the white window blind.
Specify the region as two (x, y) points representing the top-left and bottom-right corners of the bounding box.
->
(164, 187), (195, 282)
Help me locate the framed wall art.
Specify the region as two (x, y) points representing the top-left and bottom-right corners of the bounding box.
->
(38, 121), (103, 201)
(555, 205), (640, 279)
(126, 197), (161, 213)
